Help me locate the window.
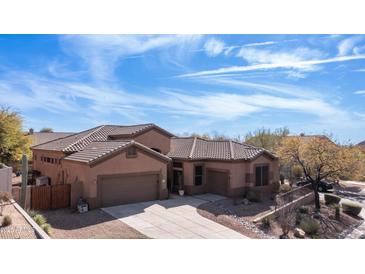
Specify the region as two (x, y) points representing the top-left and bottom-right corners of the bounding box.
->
(46, 157), (51, 163)
(34, 154), (37, 161)
(173, 162), (183, 168)
(255, 165), (269, 186)
(194, 165), (204, 186)
(127, 147), (137, 157)
(40, 156), (43, 162)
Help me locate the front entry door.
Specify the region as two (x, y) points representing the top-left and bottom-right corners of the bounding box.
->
(172, 169), (183, 192)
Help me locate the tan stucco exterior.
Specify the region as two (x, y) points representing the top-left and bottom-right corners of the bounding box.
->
(180, 154), (279, 197)
(32, 149), (66, 185)
(134, 128), (171, 154)
(62, 147), (169, 208)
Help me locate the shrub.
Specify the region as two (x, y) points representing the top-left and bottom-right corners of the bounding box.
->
(280, 184), (292, 193)
(246, 189), (262, 202)
(299, 217), (320, 235)
(295, 212), (306, 225)
(298, 206), (309, 214)
(324, 194), (341, 205)
(261, 217), (271, 228)
(26, 210), (38, 218)
(342, 201), (362, 216)
(334, 204), (340, 220)
(2, 215), (12, 226)
(271, 181), (281, 194)
(41, 223), (52, 235)
(33, 214), (47, 226)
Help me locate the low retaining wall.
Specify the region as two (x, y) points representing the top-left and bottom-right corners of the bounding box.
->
(0, 165), (12, 192)
(253, 192), (315, 223)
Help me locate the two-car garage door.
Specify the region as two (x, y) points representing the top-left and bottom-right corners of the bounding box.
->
(99, 173), (159, 207)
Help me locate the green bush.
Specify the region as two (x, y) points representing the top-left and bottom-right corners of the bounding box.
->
(298, 206), (309, 214)
(33, 214), (47, 226)
(334, 204), (340, 220)
(26, 210), (38, 218)
(261, 217), (271, 228)
(280, 184), (292, 193)
(246, 189), (262, 202)
(324, 194), (341, 205)
(342, 201), (362, 216)
(41, 223), (52, 235)
(2, 215), (12, 226)
(295, 212), (306, 225)
(299, 217), (320, 235)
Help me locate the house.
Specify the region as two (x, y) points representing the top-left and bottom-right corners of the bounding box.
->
(27, 129), (74, 147)
(31, 123), (279, 209)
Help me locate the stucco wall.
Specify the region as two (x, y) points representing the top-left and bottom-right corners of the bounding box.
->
(134, 129), (171, 154)
(32, 149), (66, 185)
(0, 165), (12, 192)
(181, 155), (279, 197)
(63, 147), (169, 208)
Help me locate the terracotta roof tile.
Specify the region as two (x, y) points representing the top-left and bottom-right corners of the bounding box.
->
(168, 137), (273, 161)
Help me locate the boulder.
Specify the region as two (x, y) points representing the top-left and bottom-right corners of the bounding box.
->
(294, 228), (305, 238)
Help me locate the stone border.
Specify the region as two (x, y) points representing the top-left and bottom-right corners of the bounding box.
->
(253, 192), (314, 223)
(11, 199), (50, 239)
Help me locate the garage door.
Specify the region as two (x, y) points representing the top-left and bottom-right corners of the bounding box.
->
(99, 173), (159, 207)
(206, 169), (229, 196)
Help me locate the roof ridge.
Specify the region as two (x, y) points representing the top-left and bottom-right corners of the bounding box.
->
(63, 125), (105, 152)
(189, 137), (197, 159)
(229, 140), (235, 160)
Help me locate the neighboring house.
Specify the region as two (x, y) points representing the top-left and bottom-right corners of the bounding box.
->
(28, 129), (74, 147)
(31, 123), (279, 209)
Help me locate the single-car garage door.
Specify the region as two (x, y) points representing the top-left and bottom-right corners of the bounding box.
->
(206, 169), (229, 196)
(99, 173), (159, 207)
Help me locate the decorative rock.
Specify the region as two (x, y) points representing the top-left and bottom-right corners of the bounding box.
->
(242, 199), (250, 205)
(294, 228), (305, 238)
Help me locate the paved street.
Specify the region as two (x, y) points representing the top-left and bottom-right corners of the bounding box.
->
(102, 194), (248, 239)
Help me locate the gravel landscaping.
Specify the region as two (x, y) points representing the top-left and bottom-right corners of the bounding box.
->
(197, 198), (275, 239)
(0, 202), (37, 239)
(41, 208), (148, 239)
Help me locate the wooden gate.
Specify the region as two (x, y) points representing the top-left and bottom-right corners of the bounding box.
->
(31, 184), (71, 210)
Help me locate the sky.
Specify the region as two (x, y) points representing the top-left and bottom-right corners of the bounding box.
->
(0, 34), (365, 143)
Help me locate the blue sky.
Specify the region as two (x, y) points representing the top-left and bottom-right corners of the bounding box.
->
(0, 34), (365, 143)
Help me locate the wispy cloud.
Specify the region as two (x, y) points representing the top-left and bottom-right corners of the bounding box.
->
(354, 90), (365, 95)
(60, 35), (203, 81)
(178, 54), (365, 78)
(203, 38), (225, 57)
(338, 36), (363, 56)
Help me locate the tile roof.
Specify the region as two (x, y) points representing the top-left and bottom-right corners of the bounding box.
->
(168, 137), (275, 161)
(63, 141), (171, 165)
(63, 141), (130, 164)
(31, 124), (174, 152)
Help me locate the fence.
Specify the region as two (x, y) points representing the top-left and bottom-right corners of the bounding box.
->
(275, 183), (312, 208)
(31, 184), (71, 210)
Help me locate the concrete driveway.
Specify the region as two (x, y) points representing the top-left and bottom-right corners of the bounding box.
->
(102, 194), (247, 239)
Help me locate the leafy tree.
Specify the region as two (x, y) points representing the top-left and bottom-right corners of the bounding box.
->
(245, 127), (289, 152)
(0, 107), (31, 164)
(39, 127), (54, 133)
(277, 136), (365, 210)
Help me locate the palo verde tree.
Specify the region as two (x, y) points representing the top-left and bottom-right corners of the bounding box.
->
(277, 136), (364, 210)
(0, 107), (31, 165)
(245, 127), (290, 152)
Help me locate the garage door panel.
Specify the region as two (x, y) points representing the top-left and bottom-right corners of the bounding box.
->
(206, 170), (228, 196)
(100, 173), (159, 207)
